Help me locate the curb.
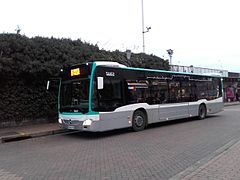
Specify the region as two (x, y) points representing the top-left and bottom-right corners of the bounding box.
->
(0, 129), (69, 144)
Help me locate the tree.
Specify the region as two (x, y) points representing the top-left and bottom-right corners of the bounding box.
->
(0, 33), (169, 127)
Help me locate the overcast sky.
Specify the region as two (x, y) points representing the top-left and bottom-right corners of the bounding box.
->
(1, 0), (240, 72)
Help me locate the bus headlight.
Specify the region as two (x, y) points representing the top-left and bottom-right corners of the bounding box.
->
(83, 119), (92, 126)
(58, 118), (63, 124)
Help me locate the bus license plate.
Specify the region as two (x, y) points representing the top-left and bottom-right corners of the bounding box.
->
(68, 126), (75, 130)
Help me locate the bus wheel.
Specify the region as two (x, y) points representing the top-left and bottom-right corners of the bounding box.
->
(198, 104), (206, 120)
(132, 110), (147, 131)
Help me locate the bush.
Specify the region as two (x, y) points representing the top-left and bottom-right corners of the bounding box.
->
(0, 33), (169, 127)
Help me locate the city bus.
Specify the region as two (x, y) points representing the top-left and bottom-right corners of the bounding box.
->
(58, 61), (223, 132)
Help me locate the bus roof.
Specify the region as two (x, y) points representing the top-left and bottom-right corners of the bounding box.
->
(94, 61), (222, 78)
(94, 61), (127, 68)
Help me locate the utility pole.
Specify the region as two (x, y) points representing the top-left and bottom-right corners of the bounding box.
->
(141, 0), (151, 53)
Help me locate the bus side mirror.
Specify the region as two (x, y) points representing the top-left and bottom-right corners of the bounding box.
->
(97, 77), (104, 89)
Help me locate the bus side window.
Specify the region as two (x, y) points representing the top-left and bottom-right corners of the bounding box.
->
(156, 80), (168, 104)
(126, 80), (149, 104)
(212, 78), (222, 98)
(168, 81), (181, 103)
(97, 79), (123, 111)
(181, 79), (191, 102)
(197, 81), (208, 99)
(190, 81), (198, 101)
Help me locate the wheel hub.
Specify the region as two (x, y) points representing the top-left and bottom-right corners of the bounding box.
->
(135, 116), (144, 127)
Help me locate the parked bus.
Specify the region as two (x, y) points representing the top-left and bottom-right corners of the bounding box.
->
(58, 61), (223, 132)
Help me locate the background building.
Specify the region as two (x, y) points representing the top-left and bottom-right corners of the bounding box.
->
(170, 65), (240, 102)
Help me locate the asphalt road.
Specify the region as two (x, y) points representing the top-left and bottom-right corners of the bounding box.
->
(0, 105), (240, 180)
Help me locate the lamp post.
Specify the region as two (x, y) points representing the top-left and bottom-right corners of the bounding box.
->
(190, 65), (194, 73)
(126, 49), (132, 66)
(126, 49), (132, 60)
(141, 0), (151, 53)
(167, 49), (174, 65)
(15, 25), (21, 34)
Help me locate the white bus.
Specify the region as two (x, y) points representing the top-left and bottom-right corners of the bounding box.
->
(58, 61), (223, 132)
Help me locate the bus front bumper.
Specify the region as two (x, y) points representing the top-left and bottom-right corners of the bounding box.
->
(59, 118), (100, 132)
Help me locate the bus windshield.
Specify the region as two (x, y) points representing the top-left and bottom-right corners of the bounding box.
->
(60, 79), (90, 114)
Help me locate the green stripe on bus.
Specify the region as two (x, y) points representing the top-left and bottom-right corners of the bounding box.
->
(60, 111), (99, 115)
(89, 62), (97, 112)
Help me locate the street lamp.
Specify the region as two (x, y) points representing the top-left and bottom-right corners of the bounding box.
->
(126, 49), (132, 60)
(190, 65), (194, 73)
(126, 49), (132, 66)
(141, 0), (151, 53)
(167, 49), (174, 65)
(15, 25), (21, 34)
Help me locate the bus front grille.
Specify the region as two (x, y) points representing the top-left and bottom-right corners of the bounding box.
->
(63, 119), (81, 125)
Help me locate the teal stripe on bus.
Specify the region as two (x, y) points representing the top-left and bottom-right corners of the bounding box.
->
(60, 111), (99, 115)
(88, 62), (97, 113)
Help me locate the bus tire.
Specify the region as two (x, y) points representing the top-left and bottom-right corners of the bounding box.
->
(198, 104), (207, 120)
(132, 110), (147, 131)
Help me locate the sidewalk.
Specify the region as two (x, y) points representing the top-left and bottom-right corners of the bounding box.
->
(176, 139), (240, 180)
(172, 102), (240, 180)
(0, 122), (68, 143)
